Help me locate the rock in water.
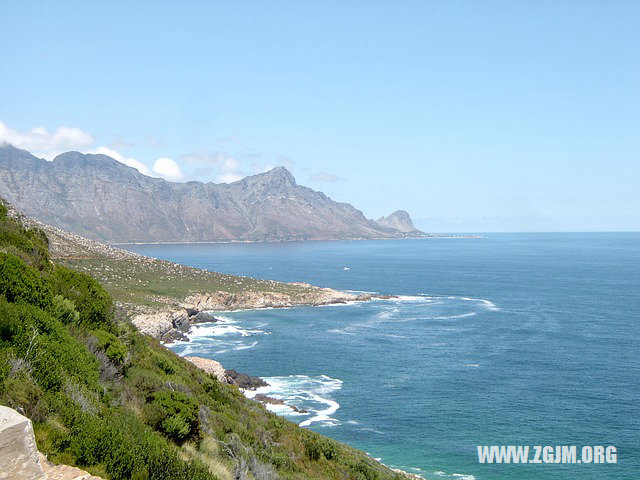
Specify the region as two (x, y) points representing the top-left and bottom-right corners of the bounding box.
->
(0, 405), (45, 480)
(225, 370), (269, 389)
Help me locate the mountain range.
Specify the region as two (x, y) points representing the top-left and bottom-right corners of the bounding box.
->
(0, 143), (423, 243)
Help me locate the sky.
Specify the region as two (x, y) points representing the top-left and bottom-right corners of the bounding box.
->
(1, 1), (638, 232)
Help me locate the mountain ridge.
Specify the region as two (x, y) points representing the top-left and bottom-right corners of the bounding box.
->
(0, 143), (426, 243)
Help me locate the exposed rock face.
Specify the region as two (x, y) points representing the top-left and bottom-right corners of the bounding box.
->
(0, 406), (104, 480)
(225, 370), (269, 389)
(0, 406), (45, 480)
(0, 144), (424, 242)
(131, 311), (175, 339)
(39, 454), (104, 480)
(376, 210), (418, 232)
(131, 289), (384, 342)
(183, 287), (365, 312)
(184, 356), (228, 383)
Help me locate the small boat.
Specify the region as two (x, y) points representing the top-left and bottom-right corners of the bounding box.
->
(343, 266), (350, 271)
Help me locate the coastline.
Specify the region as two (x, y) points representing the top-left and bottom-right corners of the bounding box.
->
(131, 286), (394, 342)
(34, 217), (426, 479)
(113, 233), (483, 246)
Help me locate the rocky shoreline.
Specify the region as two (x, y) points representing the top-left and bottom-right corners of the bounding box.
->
(132, 287), (394, 342)
(182, 356), (309, 414)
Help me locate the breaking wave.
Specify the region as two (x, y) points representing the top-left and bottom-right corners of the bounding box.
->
(244, 374), (343, 428)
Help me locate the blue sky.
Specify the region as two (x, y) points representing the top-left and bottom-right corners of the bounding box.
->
(1, 1), (638, 231)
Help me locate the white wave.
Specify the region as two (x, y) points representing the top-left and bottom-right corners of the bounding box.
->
(357, 426), (384, 434)
(234, 341), (258, 351)
(431, 312), (477, 320)
(243, 374), (343, 427)
(188, 320), (269, 339)
(327, 328), (355, 335)
(433, 472), (475, 480)
(191, 324), (266, 337)
(375, 308), (399, 320)
(314, 300), (361, 308)
(385, 295), (431, 302)
(459, 297), (500, 311)
(299, 394), (340, 427)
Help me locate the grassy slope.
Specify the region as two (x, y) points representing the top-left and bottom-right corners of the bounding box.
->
(38, 221), (323, 311)
(0, 202), (405, 480)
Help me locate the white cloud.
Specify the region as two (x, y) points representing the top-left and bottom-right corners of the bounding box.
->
(0, 120), (93, 159)
(90, 146), (151, 176)
(217, 172), (243, 183)
(310, 172), (346, 183)
(251, 163), (275, 174)
(153, 157), (183, 181)
(180, 148), (247, 183)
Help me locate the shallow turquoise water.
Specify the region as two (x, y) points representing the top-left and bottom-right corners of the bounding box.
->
(122, 234), (640, 479)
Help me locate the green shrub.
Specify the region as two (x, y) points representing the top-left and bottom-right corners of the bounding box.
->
(304, 435), (339, 461)
(51, 295), (80, 324)
(153, 352), (178, 375)
(48, 265), (113, 329)
(91, 330), (127, 365)
(125, 366), (164, 397)
(0, 299), (99, 392)
(0, 253), (53, 309)
(146, 390), (199, 442)
(0, 204), (50, 270)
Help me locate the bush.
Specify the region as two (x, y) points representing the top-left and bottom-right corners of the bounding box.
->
(48, 265), (113, 329)
(0, 253), (53, 309)
(0, 204), (50, 270)
(91, 330), (127, 365)
(51, 295), (80, 324)
(304, 435), (338, 461)
(145, 390), (199, 442)
(0, 299), (99, 392)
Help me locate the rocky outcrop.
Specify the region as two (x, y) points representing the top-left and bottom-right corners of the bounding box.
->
(0, 406), (104, 480)
(183, 287), (366, 312)
(225, 370), (269, 390)
(376, 210), (418, 233)
(132, 288), (390, 342)
(0, 144), (425, 243)
(131, 311), (177, 340)
(184, 356), (228, 383)
(0, 406), (45, 480)
(39, 454), (104, 480)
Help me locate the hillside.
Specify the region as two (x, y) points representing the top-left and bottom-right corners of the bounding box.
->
(0, 201), (408, 479)
(0, 143), (424, 243)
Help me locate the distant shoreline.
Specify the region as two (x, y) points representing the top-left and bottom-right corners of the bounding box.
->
(113, 234), (484, 246)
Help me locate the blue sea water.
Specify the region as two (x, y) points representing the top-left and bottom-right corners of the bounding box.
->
(121, 234), (640, 479)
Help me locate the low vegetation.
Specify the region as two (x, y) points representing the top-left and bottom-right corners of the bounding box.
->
(34, 218), (325, 312)
(0, 200), (404, 480)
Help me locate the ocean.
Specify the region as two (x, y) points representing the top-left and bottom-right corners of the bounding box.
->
(121, 234), (640, 479)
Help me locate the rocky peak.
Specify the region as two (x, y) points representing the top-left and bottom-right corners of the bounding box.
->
(53, 151), (117, 168)
(251, 166), (296, 185)
(377, 210), (418, 232)
(0, 146), (426, 242)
